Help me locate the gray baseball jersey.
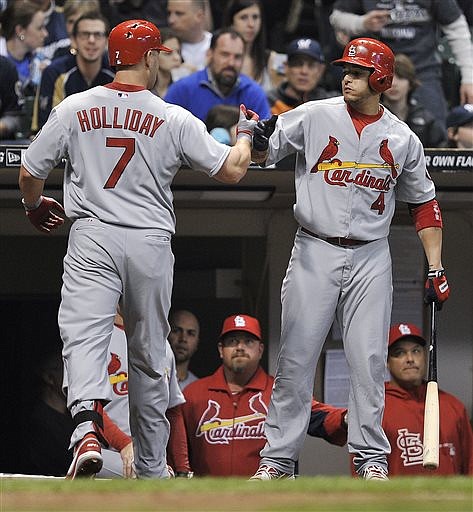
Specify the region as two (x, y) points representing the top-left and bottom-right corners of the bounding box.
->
(22, 83), (230, 232)
(266, 96), (435, 240)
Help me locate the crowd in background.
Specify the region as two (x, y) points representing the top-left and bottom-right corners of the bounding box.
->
(0, 0), (472, 147)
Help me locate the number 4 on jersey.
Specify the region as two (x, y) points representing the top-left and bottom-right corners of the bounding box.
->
(104, 137), (135, 189)
(371, 192), (385, 215)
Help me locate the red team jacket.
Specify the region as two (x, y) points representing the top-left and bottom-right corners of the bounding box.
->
(182, 366), (347, 476)
(383, 382), (473, 475)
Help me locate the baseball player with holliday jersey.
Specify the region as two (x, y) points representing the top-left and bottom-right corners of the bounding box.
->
(249, 38), (450, 481)
(18, 20), (259, 479)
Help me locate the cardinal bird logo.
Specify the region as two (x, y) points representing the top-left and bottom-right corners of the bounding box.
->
(310, 135), (341, 173)
(379, 139), (397, 179)
(249, 393), (268, 416)
(108, 352), (121, 375)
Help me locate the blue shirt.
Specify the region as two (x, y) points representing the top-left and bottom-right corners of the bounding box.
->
(164, 67), (271, 121)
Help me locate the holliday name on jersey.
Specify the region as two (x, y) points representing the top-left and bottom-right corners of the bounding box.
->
(76, 106), (165, 138)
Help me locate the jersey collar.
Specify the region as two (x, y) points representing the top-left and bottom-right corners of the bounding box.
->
(104, 82), (147, 92)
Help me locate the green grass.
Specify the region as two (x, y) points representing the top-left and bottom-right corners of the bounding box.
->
(1, 476), (472, 512)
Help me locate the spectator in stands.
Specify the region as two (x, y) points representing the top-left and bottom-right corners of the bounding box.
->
(267, 37), (338, 115)
(167, 0), (212, 75)
(168, 310), (201, 390)
(222, 0), (282, 92)
(329, 1), (473, 124)
(446, 104), (473, 149)
(0, 1), (48, 97)
(383, 323), (473, 475)
(154, 28), (183, 99)
(182, 314), (347, 476)
(30, 0), (69, 60)
(0, 56), (22, 139)
(164, 28), (271, 121)
(31, 11), (114, 133)
(382, 54), (447, 148)
(205, 104), (240, 145)
(99, 0), (168, 30)
(52, 0), (100, 59)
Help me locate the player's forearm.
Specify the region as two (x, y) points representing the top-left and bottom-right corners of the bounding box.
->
(214, 139), (251, 183)
(19, 165), (46, 207)
(418, 226), (443, 270)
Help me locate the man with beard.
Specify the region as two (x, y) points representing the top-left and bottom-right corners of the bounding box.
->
(31, 11), (114, 132)
(181, 314), (348, 476)
(267, 38), (338, 115)
(164, 27), (270, 122)
(168, 310), (201, 390)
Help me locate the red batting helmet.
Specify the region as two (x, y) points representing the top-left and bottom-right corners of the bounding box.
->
(108, 20), (172, 66)
(332, 37), (394, 93)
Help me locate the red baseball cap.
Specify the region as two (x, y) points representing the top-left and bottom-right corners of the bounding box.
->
(388, 323), (426, 347)
(220, 314), (262, 340)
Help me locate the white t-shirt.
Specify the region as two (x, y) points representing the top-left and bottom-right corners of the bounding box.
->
(181, 31), (212, 71)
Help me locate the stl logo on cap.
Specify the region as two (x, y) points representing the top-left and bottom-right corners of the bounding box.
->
(348, 45), (357, 57)
(233, 315), (247, 328)
(398, 324), (413, 336)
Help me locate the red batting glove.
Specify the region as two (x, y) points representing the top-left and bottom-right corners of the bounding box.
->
(236, 104), (260, 142)
(424, 269), (450, 309)
(23, 195), (65, 233)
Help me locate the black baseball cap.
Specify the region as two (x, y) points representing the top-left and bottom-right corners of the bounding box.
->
(286, 38), (325, 63)
(446, 104), (473, 128)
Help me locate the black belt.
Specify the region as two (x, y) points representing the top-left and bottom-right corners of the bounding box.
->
(300, 227), (372, 247)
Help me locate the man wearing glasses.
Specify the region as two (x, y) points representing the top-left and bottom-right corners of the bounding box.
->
(181, 314), (348, 476)
(32, 11), (114, 133)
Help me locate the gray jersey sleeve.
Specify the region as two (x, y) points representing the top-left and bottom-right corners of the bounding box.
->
(174, 109), (231, 176)
(394, 132), (435, 204)
(267, 104), (308, 165)
(21, 109), (68, 178)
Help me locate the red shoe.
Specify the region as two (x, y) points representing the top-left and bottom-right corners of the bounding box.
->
(66, 433), (103, 479)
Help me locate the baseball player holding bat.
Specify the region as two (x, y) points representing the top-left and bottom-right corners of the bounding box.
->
(249, 38), (450, 480)
(18, 19), (259, 479)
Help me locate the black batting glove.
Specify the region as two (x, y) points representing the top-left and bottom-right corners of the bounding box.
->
(253, 115), (278, 152)
(424, 269), (450, 310)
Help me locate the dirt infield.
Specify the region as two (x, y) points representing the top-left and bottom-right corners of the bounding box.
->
(1, 476), (472, 512)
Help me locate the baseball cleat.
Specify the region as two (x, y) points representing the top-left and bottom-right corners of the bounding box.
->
(66, 433), (103, 480)
(360, 465), (389, 480)
(249, 464), (295, 481)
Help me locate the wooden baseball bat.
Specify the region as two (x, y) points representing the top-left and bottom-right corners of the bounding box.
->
(422, 302), (439, 469)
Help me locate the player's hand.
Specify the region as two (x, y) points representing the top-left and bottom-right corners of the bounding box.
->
(120, 441), (136, 479)
(23, 195), (65, 233)
(236, 104), (259, 142)
(253, 115), (278, 152)
(424, 269), (450, 309)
